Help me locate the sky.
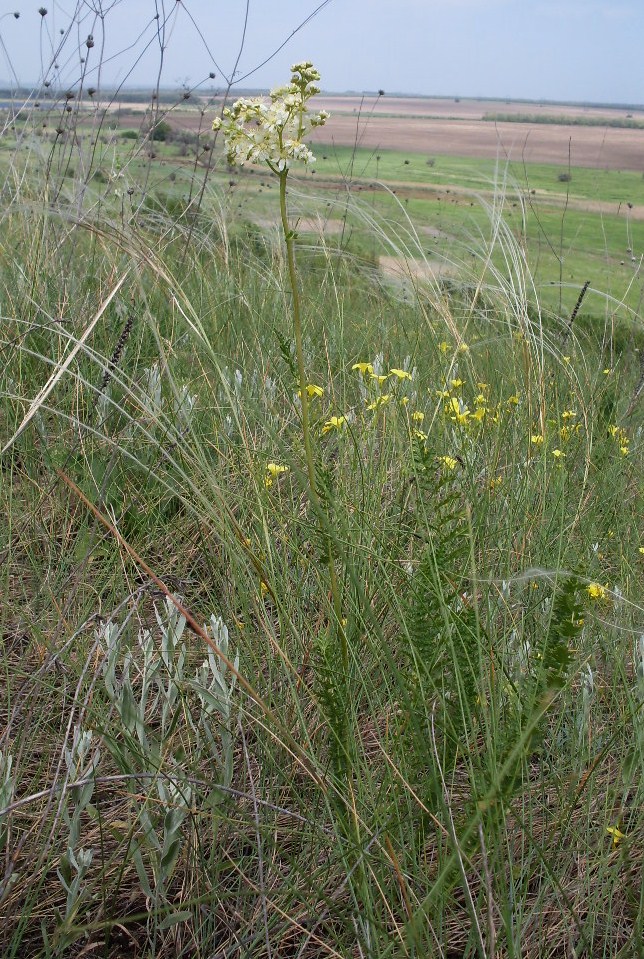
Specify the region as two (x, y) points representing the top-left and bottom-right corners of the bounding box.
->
(0, 0), (642, 104)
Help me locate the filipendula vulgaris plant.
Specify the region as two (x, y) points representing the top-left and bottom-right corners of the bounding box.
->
(99, 598), (238, 939)
(212, 68), (351, 753)
(213, 66), (376, 947)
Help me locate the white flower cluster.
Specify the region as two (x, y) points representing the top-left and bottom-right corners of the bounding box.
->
(212, 62), (329, 171)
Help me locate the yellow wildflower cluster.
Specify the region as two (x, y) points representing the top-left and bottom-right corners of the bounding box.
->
(587, 582), (608, 601)
(608, 424), (629, 456)
(352, 363), (413, 384)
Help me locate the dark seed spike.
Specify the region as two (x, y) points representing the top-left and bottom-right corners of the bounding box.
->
(100, 314), (134, 393)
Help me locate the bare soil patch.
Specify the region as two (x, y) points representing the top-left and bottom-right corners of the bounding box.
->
(308, 115), (644, 171)
(379, 254), (455, 282)
(251, 216), (345, 235)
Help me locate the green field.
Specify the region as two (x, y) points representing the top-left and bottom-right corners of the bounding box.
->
(309, 145), (644, 203)
(1, 95), (643, 958)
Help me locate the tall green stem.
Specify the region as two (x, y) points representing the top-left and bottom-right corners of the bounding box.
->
(278, 171), (347, 672)
(279, 172), (316, 499)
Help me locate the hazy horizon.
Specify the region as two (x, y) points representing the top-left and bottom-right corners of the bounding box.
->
(0, 1), (642, 106)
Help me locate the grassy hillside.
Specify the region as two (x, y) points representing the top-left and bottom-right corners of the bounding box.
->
(1, 95), (643, 958)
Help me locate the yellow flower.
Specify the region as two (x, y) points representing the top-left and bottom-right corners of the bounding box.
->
(457, 342), (469, 354)
(561, 410), (576, 420)
(587, 583), (607, 601)
(450, 378), (464, 389)
(506, 394), (520, 406)
(435, 389), (450, 399)
(366, 394), (391, 411)
(603, 368), (612, 375)
(475, 393), (487, 405)
(299, 383), (324, 398)
(265, 462), (289, 487)
(606, 825), (626, 847)
(260, 580), (269, 597)
(639, 547), (644, 555)
(447, 397), (470, 424)
(371, 373), (389, 386)
(438, 455), (458, 471)
(477, 382), (489, 391)
(352, 362), (374, 376)
(562, 355), (571, 364)
(552, 448), (565, 459)
(489, 475), (503, 489)
(608, 424), (629, 451)
(560, 426), (572, 441)
(470, 406), (486, 422)
(389, 368), (412, 381)
(413, 429), (428, 441)
(438, 340), (451, 354)
(322, 415), (346, 434)
(531, 434), (544, 445)
(401, 396), (409, 406)
(411, 410), (425, 422)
